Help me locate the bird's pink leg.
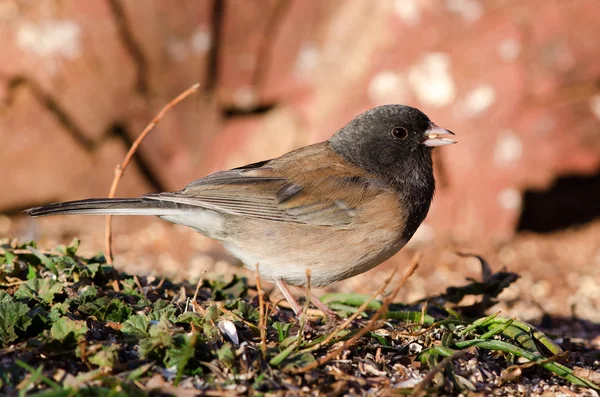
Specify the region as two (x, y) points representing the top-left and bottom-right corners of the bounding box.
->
(276, 279), (339, 319)
(275, 279), (303, 316)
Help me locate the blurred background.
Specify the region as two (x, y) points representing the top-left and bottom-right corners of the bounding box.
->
(1, 0), (599, 324)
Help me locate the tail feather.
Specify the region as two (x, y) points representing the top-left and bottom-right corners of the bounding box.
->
(25, 198), (185, 217)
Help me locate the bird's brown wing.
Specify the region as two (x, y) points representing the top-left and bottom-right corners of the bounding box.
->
(143, 143), (390, 227)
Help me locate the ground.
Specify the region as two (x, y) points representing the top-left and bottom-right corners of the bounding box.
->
(1, 221), (599, 396)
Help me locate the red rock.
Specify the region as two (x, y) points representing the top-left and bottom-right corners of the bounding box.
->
(0, 85), (150, 210)
(1, 0), (599, 244)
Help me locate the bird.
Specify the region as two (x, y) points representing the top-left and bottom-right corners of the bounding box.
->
(25, 104), (456, 318)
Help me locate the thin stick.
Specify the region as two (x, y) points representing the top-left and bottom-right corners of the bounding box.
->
(155, 278), (165, 290)
(133, 275), (145, 295)
(290, 252), (422, 374)
(298, 268), (311, 338)
(189, 269), (207, 316)
(420, 300), (428, 325)
(255, 264), (267, 358)
(318, 265), (399, 348)
(192, 269), (207, 303)
(216, 303), (259, 331)
(104, 83), (201, 264)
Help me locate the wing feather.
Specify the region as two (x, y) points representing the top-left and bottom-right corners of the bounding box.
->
(143, 144), (390, 226)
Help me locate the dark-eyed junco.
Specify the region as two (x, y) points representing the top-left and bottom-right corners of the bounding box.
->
(26, 105), (455, 317)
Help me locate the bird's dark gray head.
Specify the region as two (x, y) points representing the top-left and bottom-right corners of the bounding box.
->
(329, 104), (455, 188)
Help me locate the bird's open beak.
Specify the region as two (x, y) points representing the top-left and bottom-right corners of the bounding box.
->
(422, 124), (456, 147)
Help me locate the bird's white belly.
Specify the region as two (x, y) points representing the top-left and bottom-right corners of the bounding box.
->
(222, 233), (407, 288)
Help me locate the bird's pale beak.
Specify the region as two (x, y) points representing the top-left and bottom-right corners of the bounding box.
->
(422, 124), (456, 147)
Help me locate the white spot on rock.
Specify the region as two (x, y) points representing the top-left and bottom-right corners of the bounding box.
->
(368, 71), (408, 105)
(295, 44), (320, 74)
(494, 132), (523, 167)
(497, 188), (521, 211)
(408, 342), (423, 354)
(589, 94), (600, 121)
(191, 28), (211, 53)
(218, 320), (239, 345)
(393, 0), (421, 26)
(408, 53), (456, 108)
(446, 0), (483, 22)
(17, 20), (81, 59)
(461, 84), (496, 117)
(498, 38), (521, 62)
(167, 38), (188, 62)
(234, 86), (258, 109)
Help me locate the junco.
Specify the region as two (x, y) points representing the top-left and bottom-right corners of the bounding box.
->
(26, 105), (455, 317)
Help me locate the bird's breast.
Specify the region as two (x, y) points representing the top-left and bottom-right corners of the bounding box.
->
(221, 191), (408, 287)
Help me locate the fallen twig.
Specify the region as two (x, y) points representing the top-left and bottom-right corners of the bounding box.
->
(318, 265), (399, 348)
(104, 83), (201, 263)
(255, 264), (267, 359)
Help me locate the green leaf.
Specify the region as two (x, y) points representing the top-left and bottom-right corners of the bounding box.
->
(216, 343), (235, 368)
(50, 317), (87, 343)
(453, 339), (600, 390)
(328, 302), (363, 314)
(165, 332), (197, 385)
(49, 302), (70, 322)
(210, 275), (247, 300)
(120, 278), (143, 298)
(204, 306), (220, 322)
(139, 319), (173, 358)
(149, 300), (177, 322)
(26, 245), (57, 275)
(14, 278), (63, 303)
(78, 297), (111, 319)
(176, 312), (204, 327)
(79, 263), (100, 279)
(2, 250), (16, 266)
(269, 342), (298, 366)
(127, 363), (153, 381)
(284, 352), (315, 371)
(78, 286), (99, 302)
(0, 291), (11, 304)
(273, 322), (293, 342)
(232, 300), (259, 322)
(202, 321), (219, 339)
(77, 297), (132, 322)
(320, 292), (382, 309)
(368, 332), (391, 347)
(27, 264), (38, 280)
(121, 314), (150, 337)
(0, 301), (30, 345)
(459, 311), (500, 336)
(385, 311), (435, 324)
(89, 344), (119, 370)
(50, 255), (77, 272)
(105, 299), (133, 323)
(66, 238), (80, 256)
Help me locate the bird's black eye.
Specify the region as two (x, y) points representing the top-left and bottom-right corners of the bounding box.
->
(391, 126), (408, 140)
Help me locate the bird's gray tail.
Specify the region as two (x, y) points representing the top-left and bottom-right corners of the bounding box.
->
(25, 198), (185, 218)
